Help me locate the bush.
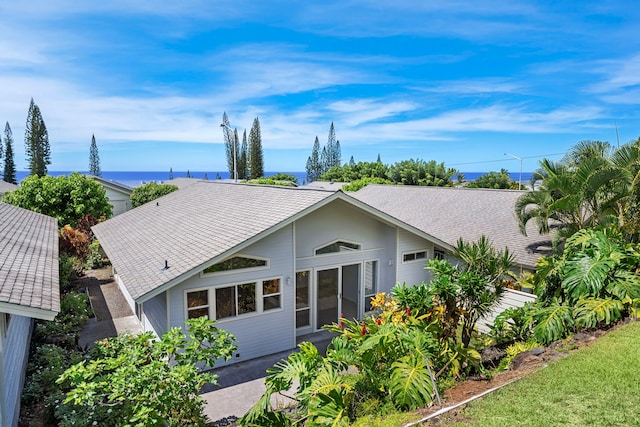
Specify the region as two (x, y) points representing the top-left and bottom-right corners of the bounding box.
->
(267, 173), (298, 183)
(59, 225), (90, 261)
(130, 183), (179, 208)
(84, 240), (105, 269)
(342, 177), (394, 191)
(2, 172), (112, 227)
(58, 255), (78, 292)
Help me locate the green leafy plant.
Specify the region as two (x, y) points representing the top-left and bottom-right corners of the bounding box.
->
(490, 302), (534, 344)
(58, 316), (236, 427)
(130, 182), (179, 208)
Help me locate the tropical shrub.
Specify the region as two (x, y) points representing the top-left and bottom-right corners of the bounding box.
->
(529, 226), (640, 344)
(240, 293), (480, 426)
(130, 182), (179, 208)
(84, 239), (105, 269)
(2, 172), (112, 227)
(267, 172), (298, 183)
(490, 302), (534, 345)
(342, 177), (394, 191)
(58, 316), (236, 427)
(59, 225), (90, 260)
(394, 236), (514, 347)
(467, 169), (519, 190)
(387, 159), (457, 186)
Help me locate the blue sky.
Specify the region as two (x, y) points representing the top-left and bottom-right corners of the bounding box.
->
(1, 1), (639, 173)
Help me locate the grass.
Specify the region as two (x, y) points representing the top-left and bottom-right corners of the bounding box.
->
(447, 321), (640, 426)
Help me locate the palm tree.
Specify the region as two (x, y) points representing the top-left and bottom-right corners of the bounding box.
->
(516, 141), (631, 244)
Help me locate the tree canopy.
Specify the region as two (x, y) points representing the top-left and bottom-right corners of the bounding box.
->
(467, 169), (519, 190)
(2, 172), (112, 227)
(130, 182), (179, 208)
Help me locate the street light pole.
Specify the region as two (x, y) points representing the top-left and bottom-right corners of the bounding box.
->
(220, 123), (237, 183)
(504, 152), (522, 190)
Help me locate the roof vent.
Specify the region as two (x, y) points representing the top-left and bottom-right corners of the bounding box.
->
(162, 260), (170, 270)
(156, 202), (159, 206)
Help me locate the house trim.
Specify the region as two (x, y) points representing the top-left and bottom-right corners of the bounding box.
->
(0, 302), (57, 322)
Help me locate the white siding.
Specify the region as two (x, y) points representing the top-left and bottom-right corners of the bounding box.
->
(478, 289), (537, 333)
(168, 226), (295, 365)
(295, 199), (397, 293)
(396, 229), (434, 287)
(142, 292), (167, 337)
(2, 314), (32, 427)
(116, 274), (136, 314)
(103, 187), (131, 216)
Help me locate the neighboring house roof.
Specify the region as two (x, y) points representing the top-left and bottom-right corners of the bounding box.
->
(303, 181), (347, 191)
(88, 175), (133, 195)
(93, 182), (337, 302)
(0, 202), (60, 320)
(351, 185), (552, 268)
(163, 177), (202, 189)
(0, 181), (18, 196)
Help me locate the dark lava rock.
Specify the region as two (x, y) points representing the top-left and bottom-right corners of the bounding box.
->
(530, 347), (545, 356)
(481, 346), (507, 368)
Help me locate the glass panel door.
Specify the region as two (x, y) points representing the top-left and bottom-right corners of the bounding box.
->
(316, 268), (339, 328)
(341, 264), (360, 320)
(296, 271), (311, 328)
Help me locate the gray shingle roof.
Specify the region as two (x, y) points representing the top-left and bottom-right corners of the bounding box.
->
(0, 202), (60, 318)
(0, 181), (18, 195)
(351, 185), (552, 267)
(92, 182), (335, 301)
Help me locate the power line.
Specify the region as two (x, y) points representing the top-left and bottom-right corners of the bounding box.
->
(447, 152), (566, 167)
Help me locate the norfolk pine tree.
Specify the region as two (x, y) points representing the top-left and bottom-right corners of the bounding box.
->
(239, 129), (248, 180)
(3, 123), (17, 184)
(88, 134), (101, 176)
(248, 117), (263, 179)
(221, 112), (235, 177)
(306, 136), (322, 182)
(25, 98), (51, 177)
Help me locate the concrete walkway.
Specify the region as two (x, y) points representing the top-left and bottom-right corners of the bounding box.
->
(77, 268), (142, 349)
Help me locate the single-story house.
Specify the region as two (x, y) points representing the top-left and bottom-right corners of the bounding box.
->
(0, 202), (59, 427)
(89, 176), (133, 216)
(93, 181), (549, 365)
(0, 181), (18, 197)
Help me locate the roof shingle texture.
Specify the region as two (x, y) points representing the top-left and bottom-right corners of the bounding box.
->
(0, 202), (60, 313)
(352, 185), (552, 267)
(92, 182), (334, 301)
(0, 181), (18, 195)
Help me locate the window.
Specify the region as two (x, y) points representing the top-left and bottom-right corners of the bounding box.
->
(263, 278), (281, 311)
(215, 282), (257, 320)
(203, 256), (267, 274)
(402, 250), (427, 263)
(296, 271), (310, 328)
(186, 290), (209, 319)
(363, 260), (378, 312)
(434, 249), (445, 260)
(315, 240), (361, 255)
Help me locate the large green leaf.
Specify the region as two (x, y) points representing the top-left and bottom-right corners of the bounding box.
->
(533, 303), (575, 345)
(390, 352), (434, 409)
(574, 297), (624, 328)
(562, 254), (615, 299)
(607, 270), (640, 300)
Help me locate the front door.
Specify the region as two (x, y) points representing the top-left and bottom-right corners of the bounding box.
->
(316, 264), (360, 329)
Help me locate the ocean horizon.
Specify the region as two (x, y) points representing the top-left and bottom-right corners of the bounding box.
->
(14, 170), (535, 188)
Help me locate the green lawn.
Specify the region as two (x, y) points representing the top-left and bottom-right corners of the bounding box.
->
(449, 321), (640, 426)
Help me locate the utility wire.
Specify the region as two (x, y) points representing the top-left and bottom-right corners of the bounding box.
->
(447, 152), (566, 167)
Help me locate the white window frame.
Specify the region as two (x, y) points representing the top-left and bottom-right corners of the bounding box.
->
(434, 248), (445, 260)
(261, 277), (283, 312)
(295, 270), (312, 330)
(313, 239), (362, 256)
(363, 259), (380, 314)
(185, 288), (210, 320)
(402, 249), (428, 264)
(200, 254), (270, 278)
(185, 276), (284, 323)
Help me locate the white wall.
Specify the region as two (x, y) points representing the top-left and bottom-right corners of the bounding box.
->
(396, 229), (435, 287)
(478, 289), (537, 333)
(103, 187), (131, 216)
(2, 314), (33, 427)
(168, 226), (295, 365)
